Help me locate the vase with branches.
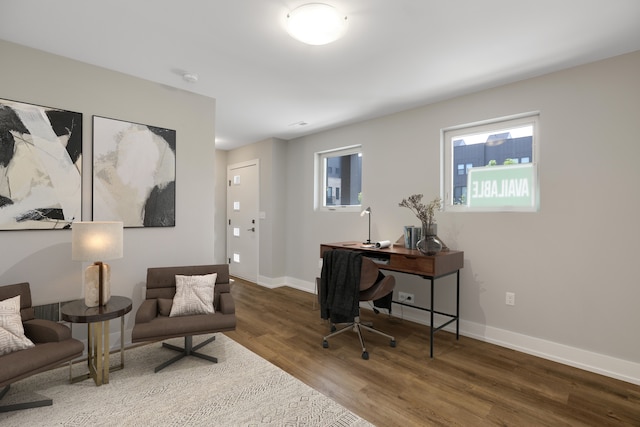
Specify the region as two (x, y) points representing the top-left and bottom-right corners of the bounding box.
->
(399, 194), (443, 255)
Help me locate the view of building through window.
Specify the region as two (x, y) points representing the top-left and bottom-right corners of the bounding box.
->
(452, 125), (533, 205)
(324, 151), (362, 207)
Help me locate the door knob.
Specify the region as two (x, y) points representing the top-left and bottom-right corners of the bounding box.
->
(247, 227), (255, 232)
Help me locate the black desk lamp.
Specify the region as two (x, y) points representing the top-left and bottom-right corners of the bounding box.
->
(361, 207), (371, 244)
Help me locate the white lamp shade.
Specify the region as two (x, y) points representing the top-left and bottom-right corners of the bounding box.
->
(72, 221), (123, 262)
(286, 3), (348, 46)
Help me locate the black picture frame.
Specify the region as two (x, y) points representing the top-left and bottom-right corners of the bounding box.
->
(92, 116), (176, 228)
(0, 98), (82, 230)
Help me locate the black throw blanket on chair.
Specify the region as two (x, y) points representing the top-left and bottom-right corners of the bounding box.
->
(320, 249), (362, 324)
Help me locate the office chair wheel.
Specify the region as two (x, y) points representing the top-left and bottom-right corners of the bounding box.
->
(330, 325), (337, 332)
(390, 339), (396, 347)
(362, 351), (369, 360)
(323, 340), (329, 348)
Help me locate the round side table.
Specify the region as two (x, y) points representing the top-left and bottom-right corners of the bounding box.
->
(61, 296), (132, 386)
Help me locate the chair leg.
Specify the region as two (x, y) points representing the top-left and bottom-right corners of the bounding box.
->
(322, 316), (396, 360)
(155, 335), (218, 373)
(359, 323), (396, 342)
(0, 385), (53, 413)
(322, 321), (356, 341)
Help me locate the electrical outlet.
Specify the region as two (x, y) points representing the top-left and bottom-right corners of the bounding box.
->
(506, 292), (515, 306)
(398, 292), (414, 303)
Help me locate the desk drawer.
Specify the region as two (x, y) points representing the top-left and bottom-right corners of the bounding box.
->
(390, 254), (434, 275)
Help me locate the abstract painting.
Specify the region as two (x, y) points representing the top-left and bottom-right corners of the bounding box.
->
(92, 116), (176, 227)
(0, 98), (82, 230)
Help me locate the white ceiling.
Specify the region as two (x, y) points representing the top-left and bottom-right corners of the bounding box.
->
(1, 0), (639, 150)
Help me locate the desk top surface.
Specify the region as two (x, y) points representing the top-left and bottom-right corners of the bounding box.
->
(321, 242), (463, 277)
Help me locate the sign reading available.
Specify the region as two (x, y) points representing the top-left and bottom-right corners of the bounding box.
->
(467, 163), (537, 210)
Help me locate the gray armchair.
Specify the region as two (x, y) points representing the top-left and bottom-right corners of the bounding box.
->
(0, 282), (84, 412)
(131, 264), (236, 372)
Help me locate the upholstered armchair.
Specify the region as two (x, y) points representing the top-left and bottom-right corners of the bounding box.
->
(131, 264), (236, 372)
(0, 282), (84, 412)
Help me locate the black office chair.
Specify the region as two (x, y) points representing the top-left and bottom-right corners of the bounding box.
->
(319, 249), (396, 359)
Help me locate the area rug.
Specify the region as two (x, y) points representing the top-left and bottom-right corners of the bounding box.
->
(0, 334), (373, 426)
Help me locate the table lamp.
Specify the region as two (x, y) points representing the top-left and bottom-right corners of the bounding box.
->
(360, 207), (371, 244)
(72, 221), (123, 307)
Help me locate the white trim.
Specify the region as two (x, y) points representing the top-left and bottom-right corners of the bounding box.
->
(314, 145), (362, 212)
(441, 112), (540, 212)
(461, 320), (640, 386)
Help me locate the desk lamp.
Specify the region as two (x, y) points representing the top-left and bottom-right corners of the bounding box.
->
(72, 221), (123, 307)
(361, 207), (371, 244)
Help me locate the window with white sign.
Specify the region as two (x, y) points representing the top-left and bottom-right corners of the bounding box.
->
(315, 145), (362, 212)
(441, 113), (539, 212)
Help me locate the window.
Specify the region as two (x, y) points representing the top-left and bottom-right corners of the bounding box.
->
(441, 113), (539, 212)
(315, 145), (362, 211)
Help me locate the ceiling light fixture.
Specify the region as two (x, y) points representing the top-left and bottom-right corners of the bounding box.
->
(286, 3), (348, 46)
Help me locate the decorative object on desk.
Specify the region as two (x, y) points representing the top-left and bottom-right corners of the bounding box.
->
(72, 221), (123, 307)
(375, 240), (391, 249)
(360, 206), (372, 244)
(403, 225), (422, 249)
(417, 231), (443, 255)
(399, 194), (445, 254)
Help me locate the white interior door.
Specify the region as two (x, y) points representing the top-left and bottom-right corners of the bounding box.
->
(227, 160), (259, 282)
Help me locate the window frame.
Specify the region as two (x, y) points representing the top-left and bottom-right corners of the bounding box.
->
(440, 112), (540, 213)
(314, 144), (362, 212)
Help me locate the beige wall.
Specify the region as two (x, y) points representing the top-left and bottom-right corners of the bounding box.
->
(278, 51), (640, 383)
(0, 40), (218, 339)
(3, 36), (638, 383)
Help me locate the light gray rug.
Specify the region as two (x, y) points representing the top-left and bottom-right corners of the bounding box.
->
(0, 334), (373, 426)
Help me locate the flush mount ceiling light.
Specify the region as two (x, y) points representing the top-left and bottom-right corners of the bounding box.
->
(286, 3), (348, 46)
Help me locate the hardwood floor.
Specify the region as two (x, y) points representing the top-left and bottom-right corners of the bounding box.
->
(223, 278), (640, 426)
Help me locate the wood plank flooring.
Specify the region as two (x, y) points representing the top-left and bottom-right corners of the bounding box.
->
(223, 278), (640, 426)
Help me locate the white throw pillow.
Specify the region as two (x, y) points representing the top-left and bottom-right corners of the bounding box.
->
(0, 295), (35, 356)
(169, 273), (217, 317)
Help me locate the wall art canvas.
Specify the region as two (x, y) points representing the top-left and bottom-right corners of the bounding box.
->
(0, 98), (82, 230)
(92, 116), (176, 227)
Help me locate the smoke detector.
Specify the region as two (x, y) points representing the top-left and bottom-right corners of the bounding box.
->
(182, 73), (199, 83)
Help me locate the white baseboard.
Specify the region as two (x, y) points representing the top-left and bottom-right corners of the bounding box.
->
(278, 278), (640, 386)
(256, 275), (282, 289)
(461, 321), (640, 386)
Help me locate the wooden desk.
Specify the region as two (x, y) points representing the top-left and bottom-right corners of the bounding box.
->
(320, 242), (464, 358)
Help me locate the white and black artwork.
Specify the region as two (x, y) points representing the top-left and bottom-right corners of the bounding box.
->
(0, 98), (82, 230)
(92, 116), (176, 227)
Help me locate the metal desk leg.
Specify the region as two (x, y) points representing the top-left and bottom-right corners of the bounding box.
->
(456, 270), (460, 340)
(430, 277), (434, 358)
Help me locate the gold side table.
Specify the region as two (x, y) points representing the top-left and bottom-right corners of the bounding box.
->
(61, 296), (132, 386)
